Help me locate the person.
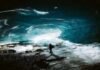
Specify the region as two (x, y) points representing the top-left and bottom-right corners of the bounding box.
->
(48, 44), (55, 55)
(48, 44), (66, 61)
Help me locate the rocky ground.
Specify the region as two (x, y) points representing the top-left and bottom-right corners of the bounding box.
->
(0, 41), (100, 70)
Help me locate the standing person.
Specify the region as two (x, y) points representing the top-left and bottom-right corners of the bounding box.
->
(48, 44), (55, 55)
(48, 44), (65, 60)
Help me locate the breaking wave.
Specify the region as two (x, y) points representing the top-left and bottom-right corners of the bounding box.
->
(0, 8), (100, 65)
(26, 28), (100, 64)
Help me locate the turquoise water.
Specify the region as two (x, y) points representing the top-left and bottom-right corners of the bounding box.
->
(0, 9), (98, 44)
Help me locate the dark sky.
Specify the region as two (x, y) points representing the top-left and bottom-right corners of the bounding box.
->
(0, 0), (98, 11)
(0, 0), (99, 18)
(0, 0), (98, 19)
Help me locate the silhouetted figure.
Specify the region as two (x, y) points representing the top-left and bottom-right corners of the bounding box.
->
(48, 44), (66, 60)
(48, 44), (54, 55)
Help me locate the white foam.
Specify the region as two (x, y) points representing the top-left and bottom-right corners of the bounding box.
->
(59, 41), (100, 64)
(33, 9), (49, 15)
(31, 29), (62, 44)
